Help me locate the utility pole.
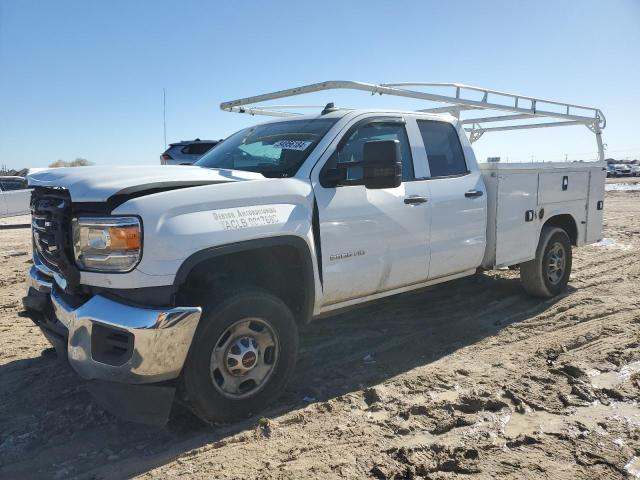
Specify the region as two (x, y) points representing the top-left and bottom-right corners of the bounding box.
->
(163, 88), (167, 150)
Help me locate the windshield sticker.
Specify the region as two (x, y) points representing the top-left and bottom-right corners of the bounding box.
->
(273, 140), (312, 151)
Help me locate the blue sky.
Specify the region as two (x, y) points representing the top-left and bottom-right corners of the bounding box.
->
(0, 0), (639, 169)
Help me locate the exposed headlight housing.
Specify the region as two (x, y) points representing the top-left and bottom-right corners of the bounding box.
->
(72, 217), (142, 272)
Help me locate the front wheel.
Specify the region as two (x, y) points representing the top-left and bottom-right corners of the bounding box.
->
(181, 290), (298, 423)
(520, 226), (572, 298)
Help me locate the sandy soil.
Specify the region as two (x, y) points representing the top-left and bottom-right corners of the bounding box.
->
(0, 188), (639, 479)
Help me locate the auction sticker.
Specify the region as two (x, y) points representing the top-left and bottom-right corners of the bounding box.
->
(273, 140), (312, 151)
(211, 204), (295, 231)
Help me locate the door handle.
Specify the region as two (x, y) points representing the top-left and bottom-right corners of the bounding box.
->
(404, 195), (428, 205)
(464, 190), (484, 198)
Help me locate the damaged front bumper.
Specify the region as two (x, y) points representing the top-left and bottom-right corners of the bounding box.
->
(23, 261), (202, 424)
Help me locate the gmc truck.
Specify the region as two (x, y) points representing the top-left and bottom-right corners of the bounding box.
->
(23, 81), (607, 425)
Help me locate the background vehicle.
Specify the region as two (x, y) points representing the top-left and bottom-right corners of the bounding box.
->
(631, 165), (640, 177)
(612, 164), (632, 177)
(160, 138), (220, 165)
(0, 176), (31, 218)
(24, 81), (606, 425)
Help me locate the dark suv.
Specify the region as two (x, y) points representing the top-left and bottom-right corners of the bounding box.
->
(160, 139), (220, 165)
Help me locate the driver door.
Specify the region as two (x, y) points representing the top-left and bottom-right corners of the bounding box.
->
(311, 116), (431, 306)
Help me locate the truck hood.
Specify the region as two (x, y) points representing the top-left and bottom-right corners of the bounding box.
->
(27, 166), (265, 203)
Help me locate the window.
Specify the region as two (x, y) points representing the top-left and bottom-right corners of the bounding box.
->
(0, 179), (26, 191)
(417, 120), (468, 178)
(182, 143), (216, 155)
(196, 118), (338, 178)
(334, 121), (414, 182)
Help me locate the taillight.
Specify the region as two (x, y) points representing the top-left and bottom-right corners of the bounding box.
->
(160, 153), (172, 165)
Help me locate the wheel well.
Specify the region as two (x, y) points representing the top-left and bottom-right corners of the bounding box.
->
(543, 214), (578, 246)
(176, 244), (313, 325)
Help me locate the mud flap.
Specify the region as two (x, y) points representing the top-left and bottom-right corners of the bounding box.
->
(86, 381), (176, 427)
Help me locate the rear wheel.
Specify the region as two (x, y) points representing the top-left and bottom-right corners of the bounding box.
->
(181, 290), (298, 423)
(520, 226), (572, 298)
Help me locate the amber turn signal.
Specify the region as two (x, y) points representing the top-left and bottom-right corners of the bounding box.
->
(108, 226), (141, 250)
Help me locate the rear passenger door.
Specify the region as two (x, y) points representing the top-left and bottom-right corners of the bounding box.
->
(416, 120), (487, 279)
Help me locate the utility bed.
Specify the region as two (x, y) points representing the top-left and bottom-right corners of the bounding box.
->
(480, 162), (606, 269)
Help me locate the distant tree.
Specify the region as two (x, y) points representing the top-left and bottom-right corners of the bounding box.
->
(48, 158), (94, 168)
(70, 158), (92, 167)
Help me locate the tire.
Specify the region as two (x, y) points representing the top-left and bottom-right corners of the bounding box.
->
(520, 226), (572, 298)
(181, 289), (298, 423)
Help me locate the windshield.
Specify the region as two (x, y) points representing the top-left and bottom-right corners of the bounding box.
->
(195, 118), (338, 177)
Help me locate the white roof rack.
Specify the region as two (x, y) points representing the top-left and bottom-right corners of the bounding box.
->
(220, 80), (606, 160)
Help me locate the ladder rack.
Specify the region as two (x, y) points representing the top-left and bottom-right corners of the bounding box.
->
(220, 80), (606, 160)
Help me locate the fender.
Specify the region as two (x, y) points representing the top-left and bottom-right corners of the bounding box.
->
(173, 235), (316, 324)
(540, 212), (579, 246)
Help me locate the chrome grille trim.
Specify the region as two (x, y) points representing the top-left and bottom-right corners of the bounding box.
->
(30, 189), (72, 278)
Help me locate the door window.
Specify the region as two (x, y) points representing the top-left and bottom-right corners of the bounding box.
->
(182, 143), (216, 155)
(335, 121), (414, 182)
(417, 120), (468, 178)
(0, 179), (27, 191)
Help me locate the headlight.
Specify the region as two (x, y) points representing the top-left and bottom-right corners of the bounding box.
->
(72, 217), (142, 272)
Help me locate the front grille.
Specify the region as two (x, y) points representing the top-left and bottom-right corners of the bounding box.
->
(32, 194), (66, 272)
(31, 188), (80, 290)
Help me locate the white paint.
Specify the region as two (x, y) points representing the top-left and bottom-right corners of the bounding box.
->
(27, 165), (264, 202)
(310, 113), (432, 305)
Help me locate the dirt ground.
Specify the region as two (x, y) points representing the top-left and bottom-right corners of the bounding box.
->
(1, 183), (639, 479)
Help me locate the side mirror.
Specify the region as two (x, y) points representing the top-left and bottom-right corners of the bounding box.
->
(362, 140), (402, 189)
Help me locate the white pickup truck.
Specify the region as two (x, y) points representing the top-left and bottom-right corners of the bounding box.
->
(0, 176), (31, 218)
(24, 81), (606, 425)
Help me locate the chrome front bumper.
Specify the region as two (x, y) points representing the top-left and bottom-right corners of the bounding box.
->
(25, 263), (202, 384)
(26, 262), (53, 293)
